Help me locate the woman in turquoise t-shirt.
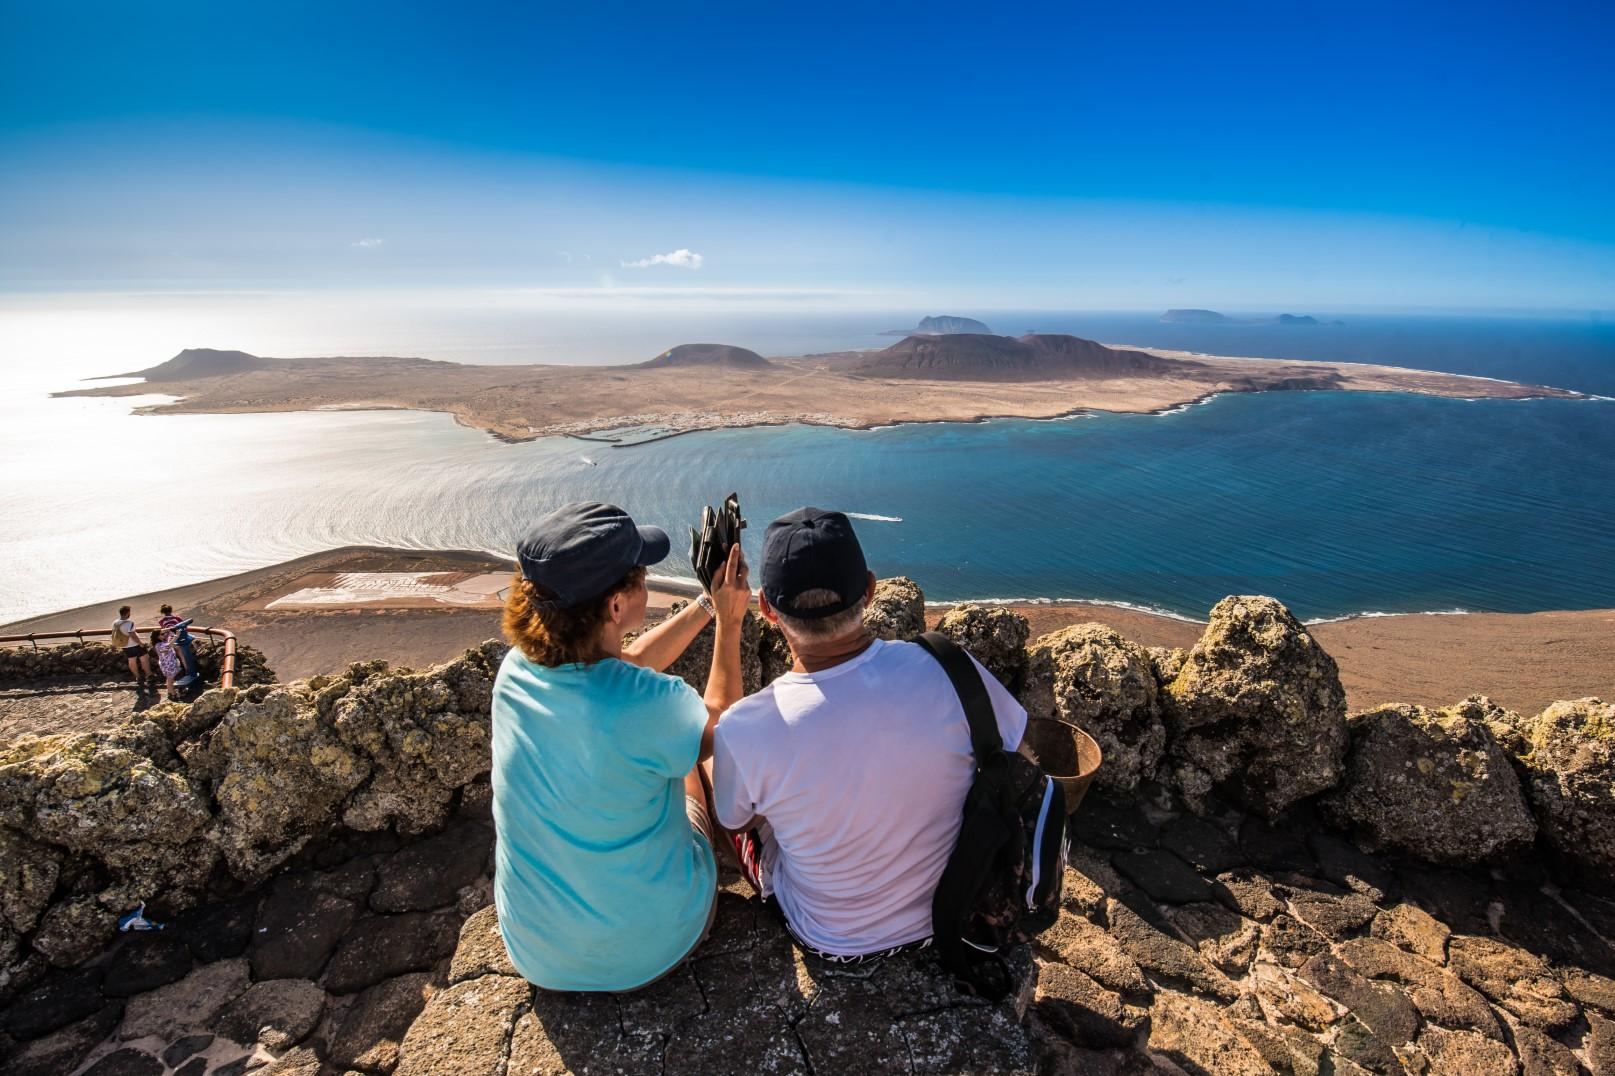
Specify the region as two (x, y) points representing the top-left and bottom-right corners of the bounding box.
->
(490, 502), (750, 991)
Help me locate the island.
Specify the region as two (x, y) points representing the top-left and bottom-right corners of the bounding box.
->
(1161, 309), (1346, 326)
(881, 314), (994, 335)
(1161, 309), (1233, 324)
(56, 333), (1585, 444)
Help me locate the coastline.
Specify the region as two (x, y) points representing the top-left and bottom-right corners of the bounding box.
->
(5, 546), (1609, 718)
(50, 342), (1589, 445)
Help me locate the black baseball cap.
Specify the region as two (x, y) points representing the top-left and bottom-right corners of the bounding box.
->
(516, 502), (669, 608)
(761, 507), (868, 619)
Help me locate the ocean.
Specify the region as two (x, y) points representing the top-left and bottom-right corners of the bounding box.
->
(2, 298), (1612, 625)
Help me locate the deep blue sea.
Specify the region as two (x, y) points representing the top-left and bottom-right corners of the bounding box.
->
(2, 304), (1611, 623)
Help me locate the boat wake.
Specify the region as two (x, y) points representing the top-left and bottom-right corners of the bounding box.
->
(844, 512), (903, 523)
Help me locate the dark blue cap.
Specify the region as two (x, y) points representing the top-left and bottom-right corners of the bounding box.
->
(761, 507), (868, 619)
(516, 502), (669, 608)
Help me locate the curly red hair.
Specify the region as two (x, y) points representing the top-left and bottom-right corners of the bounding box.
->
(501, 567), (646, 667)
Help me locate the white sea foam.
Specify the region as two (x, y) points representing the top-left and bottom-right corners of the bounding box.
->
(1155, 393), (1223, 416)
(844, 512), (903, 523)
(928, 595), (1203, 623)
(1303, 608), (1472, 625)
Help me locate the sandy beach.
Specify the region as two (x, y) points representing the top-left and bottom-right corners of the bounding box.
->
(5, 546), (1609, 717)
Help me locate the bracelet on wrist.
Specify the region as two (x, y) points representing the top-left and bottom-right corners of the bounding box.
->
(696, 594), (716, 618)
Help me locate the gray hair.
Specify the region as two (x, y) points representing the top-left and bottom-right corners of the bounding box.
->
(773, 588), (867, 643)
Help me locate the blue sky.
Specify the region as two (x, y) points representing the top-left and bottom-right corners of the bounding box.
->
(2, 0), (1612, 310)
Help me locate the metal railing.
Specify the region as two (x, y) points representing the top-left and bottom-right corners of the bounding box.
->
(0, 627), (240, 689)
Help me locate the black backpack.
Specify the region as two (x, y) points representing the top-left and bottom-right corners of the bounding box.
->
(916, 631), (1067, 999)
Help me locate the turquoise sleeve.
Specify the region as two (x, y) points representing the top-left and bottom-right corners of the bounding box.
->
(650, 674), (708, 778)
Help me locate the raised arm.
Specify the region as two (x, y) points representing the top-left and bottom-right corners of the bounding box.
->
(621, 597), (713, 672)
(700, 543), (750, 760)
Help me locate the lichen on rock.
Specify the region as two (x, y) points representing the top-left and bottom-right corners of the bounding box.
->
(1517, 697), (1615, 882)
(935, 603), (1030, 693)
(187, 690), (370, 882)
(0, 721), (218, 932)
(1021, 623), (1164, 792)
(329, 642), (504, 834)
(864, 576), (925, 641)
(1321, 698), (1536, 864)
(0, 827), (60, 935)
(1161, 595), (1347, 818)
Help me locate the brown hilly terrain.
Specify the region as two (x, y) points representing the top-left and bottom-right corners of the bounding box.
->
(56, 333), (1585, 443)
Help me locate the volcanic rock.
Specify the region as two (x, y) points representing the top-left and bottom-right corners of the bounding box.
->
(118, 957), (250, 1041)
(5, 1001), (125, 1076)
(659, 604), (764, 694)
(1162, 595), (1347, 818)
(0, 828), (60, 934)
(186, 689), (370, 881)
(103, 936), (194, 996)
(865, 576), (925, 640)
(215, 978), (326, 1051)
(329, 642), (503, 834)
(1371, 903), (1451, 964)
(327, 972), (435, 1072)
(1022, 623), (1166, 793)
(1322, 699), (1535, 864)
(1034, 963), (1148, 1047)
(1517, 697), (1615, 882)
(370, 820), (492, 912)
(393, 974), (533, 1076)
(250, 876), (360, 981)
(1333, 937), (1502, 1040)
(448, 905), (518, 982)
(1447, 935), (1580, 1031)
(323, 911), (460, 993)
(1041, 911), (1150, 997)
(0, 722), (217, 922)
(3, 966), (106, 1039)
(1146, 992), (1276, 1076)
(935, 603), (1030, 693)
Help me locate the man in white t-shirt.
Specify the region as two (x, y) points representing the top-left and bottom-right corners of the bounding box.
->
(711, 507), (1026, 961)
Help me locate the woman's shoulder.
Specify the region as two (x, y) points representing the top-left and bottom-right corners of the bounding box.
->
(599, 658), (697, 699)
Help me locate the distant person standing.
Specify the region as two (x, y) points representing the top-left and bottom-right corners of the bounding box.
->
(150, 628), (182, 700)
(112, 605), (151, 688)
(157, 604), (199, 687)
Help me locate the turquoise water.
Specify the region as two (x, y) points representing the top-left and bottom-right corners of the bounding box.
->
(604, 391), (1615, 620)
(1, 305), (1611, 623)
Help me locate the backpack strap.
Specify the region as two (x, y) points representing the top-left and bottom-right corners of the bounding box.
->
(915, 631), (1001, 766)
(915, 631), (1018, 999)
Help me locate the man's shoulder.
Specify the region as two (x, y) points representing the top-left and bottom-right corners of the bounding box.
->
(863, 637), (951, 688)
(721, 681), (786, 726)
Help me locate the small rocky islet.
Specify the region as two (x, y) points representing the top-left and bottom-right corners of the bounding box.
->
(1, 583), (1611, 1074)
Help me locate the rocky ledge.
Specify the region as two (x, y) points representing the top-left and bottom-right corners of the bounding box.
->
(1, 582), (1612, 1074)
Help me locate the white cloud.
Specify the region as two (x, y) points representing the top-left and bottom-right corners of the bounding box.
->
(555, 250), (573, 262)
(621, 248), (703, 270)
(351, 237), (385, 249)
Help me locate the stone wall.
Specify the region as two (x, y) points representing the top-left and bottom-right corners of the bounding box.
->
(1, 579), (1612, 1074)
(0, 638), (275, 688)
